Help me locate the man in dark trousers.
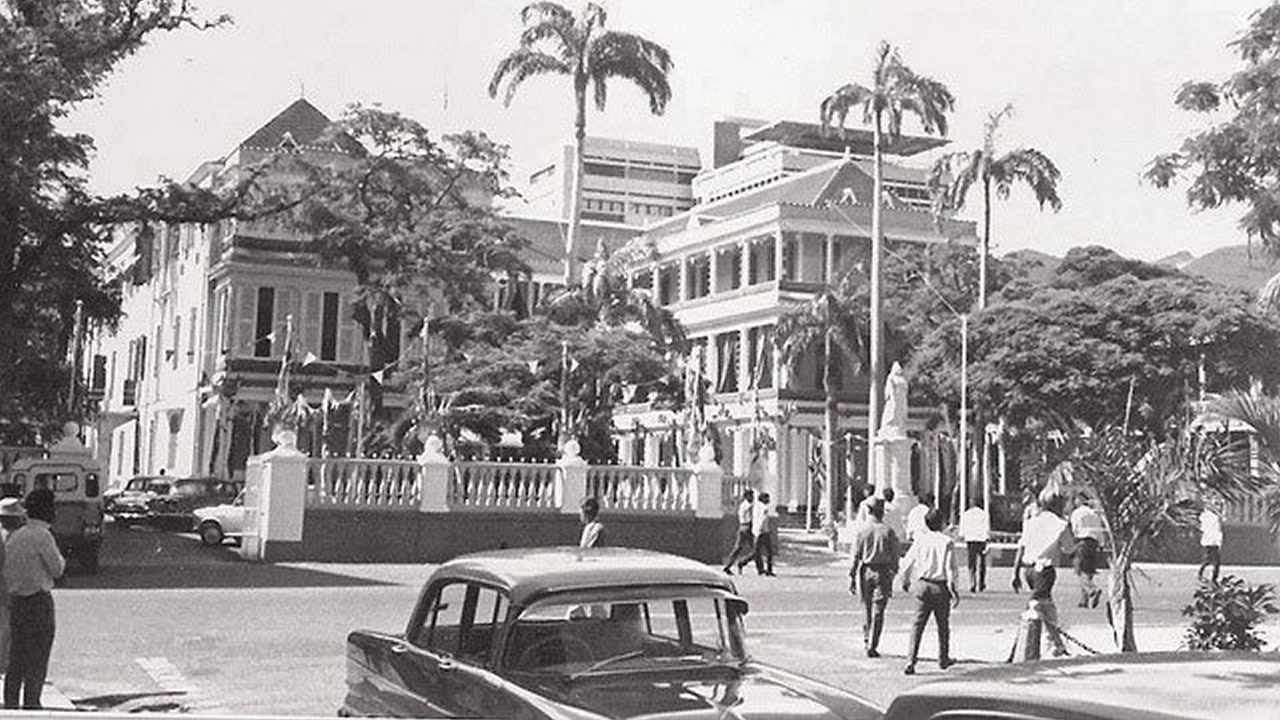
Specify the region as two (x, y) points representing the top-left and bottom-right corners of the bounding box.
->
(5, 489), (65, 709)
(723, 489), (755, 575)
(900, 509), (960, 675)
(1011, 491), (1074, 657)
(848, 498), (900, 657)
(752, 492), (776, 576)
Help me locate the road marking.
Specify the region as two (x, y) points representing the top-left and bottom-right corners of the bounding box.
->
(136, 657), (229, 715)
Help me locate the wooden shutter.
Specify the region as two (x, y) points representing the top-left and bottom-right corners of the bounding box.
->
(274, 286), (301, 358)
(301, 291), (322, 358)
(234, 286), (256, 357)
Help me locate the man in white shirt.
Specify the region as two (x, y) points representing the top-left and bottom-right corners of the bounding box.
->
(905, 493), (932, 543)
(1068, 493), (1105, 608)
(1198, 500), (1223, 584)
(722, 490), (756, 575)
(752, 492), (776, 576)
(899, 508), (959, 675)
(4, 490), (65, 710)
(856, 487), (895, 524)
(958, 499), (990, 593)
(1011, 492), (1074, 657)
(578, 496), (604, 548)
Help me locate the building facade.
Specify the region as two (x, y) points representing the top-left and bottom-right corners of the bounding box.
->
(611, 119), (977, 514)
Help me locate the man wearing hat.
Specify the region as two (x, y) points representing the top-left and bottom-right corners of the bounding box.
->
(4, 490), (64, 710)
(0, 497), (23, 678)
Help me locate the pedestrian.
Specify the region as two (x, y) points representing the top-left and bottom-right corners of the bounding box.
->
(1197, 498), (1223, 585)
(752, 492), (776, 576)
(900, 509), (959, 675)
(578, 496), (604, 548)
(0, 497), (26, 679)
(5, 489), (65, 709)
(722, 489), (755, 575)
(856, 486), (895, 525)
(847, 498), (900, 658)
(905, 493), (932, 543)
(958, 498), (990, 593)
(1011, 491), (1074, 658)
(1068, 493), (1105, 608)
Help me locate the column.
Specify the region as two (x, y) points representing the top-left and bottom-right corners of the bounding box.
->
(679, 256), (690, 302)
(741, 239), (752, 286)
(709, 247), (720, 295)
(419, 435), (451, 512)
(644, 431), (661, 469)
(738, 327), (750, 392)
(239, 433), (307, 562)
(794, 234), (805, 282)
(773, 230), (785, 282)
(690, 444), (724, 519)
(825, 233), (835, 286)
(651, 266), (660, 303)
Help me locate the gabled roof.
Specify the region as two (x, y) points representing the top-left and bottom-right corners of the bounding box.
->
(504, 216), (641, 270)
(239, 98), (363, 155)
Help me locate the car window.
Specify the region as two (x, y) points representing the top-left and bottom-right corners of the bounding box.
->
(127, 478), (147, 491)
(413, 582), (508, 665)
(174, 482), (208, 497)
(148, 482), (170, 495)
(34, 472), (78, 493)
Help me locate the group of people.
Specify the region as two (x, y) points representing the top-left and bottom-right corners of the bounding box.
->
(722, 489), (779, 576)
(0, 489), (65, 710)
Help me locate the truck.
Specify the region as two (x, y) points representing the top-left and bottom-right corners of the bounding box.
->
(0, 423), (104, 573)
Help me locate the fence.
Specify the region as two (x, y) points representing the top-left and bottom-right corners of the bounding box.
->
(449, 461), (559, 511)
(586, 466), (694, 514)
(306, 457), (421, 509)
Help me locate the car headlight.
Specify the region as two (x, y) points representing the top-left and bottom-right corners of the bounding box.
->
(84, 525), (102, 536)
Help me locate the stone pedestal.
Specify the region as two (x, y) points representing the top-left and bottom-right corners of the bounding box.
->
(556, 438), (588, 515)
(876, 434), (917, 537)
(240, 429), (307, 562)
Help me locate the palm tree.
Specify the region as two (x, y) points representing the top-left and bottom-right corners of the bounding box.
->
(489, 2), (673, 286)
(929, 104), (1062, 311)
(776, 273), (866, 546)
(1210, 391), (1280, 530)
(819, 41), (954, 490)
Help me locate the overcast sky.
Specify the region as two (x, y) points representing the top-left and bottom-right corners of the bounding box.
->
(66, 0), (1270, 262)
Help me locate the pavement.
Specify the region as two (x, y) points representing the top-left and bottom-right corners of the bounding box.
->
(28, 522), (1280, 714)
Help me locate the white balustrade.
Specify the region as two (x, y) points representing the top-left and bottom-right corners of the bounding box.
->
(306, 458), (421, 509)
(450, 462), (560, 511)
(586, 466), (695, 514)
(721, 474), (752, 512)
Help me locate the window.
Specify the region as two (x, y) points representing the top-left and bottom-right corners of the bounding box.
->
(320, 292), (339, 362)
(584, 162), (625, 178)
(254, 287), (275, 358)
(34, 473), (78, 493)
(715, 331), (740, 393)
(172, 315), (181, 368)
(748, 326), (775, 390)
(188, 308), (197, 363)
(413, 582), (508, 665)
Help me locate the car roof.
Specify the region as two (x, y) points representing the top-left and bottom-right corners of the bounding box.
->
(887, 652), (1280, 720)
(433, 547), (735, 607)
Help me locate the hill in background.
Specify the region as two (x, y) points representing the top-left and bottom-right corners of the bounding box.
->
(1001, 244), (1279, 293)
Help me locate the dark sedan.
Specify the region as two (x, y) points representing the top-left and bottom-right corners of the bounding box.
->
(144, 477), (242, 529)
(341, 547), (881, 720)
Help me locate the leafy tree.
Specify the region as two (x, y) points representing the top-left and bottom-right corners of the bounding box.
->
(819, 41), (954, 473)
(1056, 426), (1260, 651)
(910, 247), (1280, 437)
(1183, 575), (1278, 651)
(929, 104), (1062, 310)
(489, 1), (673, 285)
(1147, 2), (1280, 253)
(0, 0), (309, 443)
(776, 273), (866, 543)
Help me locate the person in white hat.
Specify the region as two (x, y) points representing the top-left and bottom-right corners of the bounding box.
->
(0, 496), (25, 678)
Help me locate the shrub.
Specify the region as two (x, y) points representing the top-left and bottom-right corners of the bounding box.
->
(1182, 575), (1279, 651)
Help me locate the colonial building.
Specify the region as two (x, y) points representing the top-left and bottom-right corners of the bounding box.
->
(611, 118), (977, 514)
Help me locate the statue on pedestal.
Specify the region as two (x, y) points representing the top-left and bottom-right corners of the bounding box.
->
(879, 362), (909, 440)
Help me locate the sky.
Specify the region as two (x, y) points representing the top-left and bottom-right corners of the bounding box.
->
(64, 0), (1269, 262)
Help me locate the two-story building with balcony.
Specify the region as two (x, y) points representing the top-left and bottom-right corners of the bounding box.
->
(611, 119), (976, 514)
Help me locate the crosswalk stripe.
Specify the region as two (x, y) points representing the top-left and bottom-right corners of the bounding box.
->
(135, 656), (230, 715)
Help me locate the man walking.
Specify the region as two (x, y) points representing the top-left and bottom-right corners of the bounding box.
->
(900, 509), (959, 675)
(1198, 499), (1223, 584)
(5, 489), (65, 710)
(752, 492), (776, 576)
(856, 487), (895, 524)
(0, 497), (24, 679)
(848, 498), (899, 657)
(958, 499), (990, 593)
(1011, 491), (1074, 657)
(578, 496), (605, 548)
(1068, 493), (1104, 608)
(723, 489), (755, 575)
(905, 493), (932, 543)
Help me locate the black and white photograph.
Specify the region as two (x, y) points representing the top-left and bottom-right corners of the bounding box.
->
(2, 1), (1280, 717)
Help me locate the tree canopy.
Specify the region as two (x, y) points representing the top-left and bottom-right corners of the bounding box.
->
(1147, 2), (1280, 254)
(909, 246), (1280, 436)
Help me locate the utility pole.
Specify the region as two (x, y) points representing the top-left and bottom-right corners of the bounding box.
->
(67, 299), (84, 415)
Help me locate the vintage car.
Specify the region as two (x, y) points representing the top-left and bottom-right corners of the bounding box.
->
(192, 490), (246, 546)
(144, 477), (242, 530)
(882, 651), (1280, 720)
(341, 547), (881, 719)
(104, 475), (169, 522)
(2, 427), (104, 573)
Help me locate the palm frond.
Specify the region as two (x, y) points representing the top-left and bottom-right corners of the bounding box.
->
(928, 150), (981, 215)
(1211, 391), (1280, 468)
(982, 103), (1016, 154)
(819, 83), (874, 136)
(488, 48), (572, 106)
(990, 148), (1063, 211)
(588, 31), (673, 114)
(521, 1), (574, 28)
(1258, 271), (1280, 314)
(891, 71), (955, 137)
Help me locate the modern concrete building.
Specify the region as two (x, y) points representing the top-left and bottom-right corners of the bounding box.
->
(611, 118), (976, 515)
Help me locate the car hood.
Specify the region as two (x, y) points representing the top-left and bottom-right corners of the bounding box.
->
(520, 665), (880, 720)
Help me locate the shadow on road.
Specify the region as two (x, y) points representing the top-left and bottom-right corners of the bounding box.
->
(57, 523), (393, 590)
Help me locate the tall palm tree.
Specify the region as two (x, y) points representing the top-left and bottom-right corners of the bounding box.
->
(929, 104), (1062, 310)
(819, 41), (954, 491)
(489, 2), (673, 286)
(776, 274), (866, 546)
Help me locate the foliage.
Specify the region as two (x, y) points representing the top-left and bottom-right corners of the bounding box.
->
(489, 1), (672, 283)
(819, 41), (954, 141)
(1147, 2), (1280, 254)
(1208, 391), (1280, 531)
(928, 104), (1061, 309)
(1183, 575), (1279, 651)
(909, 247), (1280, 435)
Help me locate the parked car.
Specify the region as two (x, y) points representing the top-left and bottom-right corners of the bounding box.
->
(882, 651), (1280, 720)
(2, 431), (105, 573)
(105, 475), (169, 522)
(192, 490), (246, 546)
(341, 547), (881, 719)
(145, 477), (242, 530)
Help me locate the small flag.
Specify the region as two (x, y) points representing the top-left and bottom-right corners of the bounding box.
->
(526, 360), (540, 374)
(371, 368), (385, 385)
(302, 352), (318, 366)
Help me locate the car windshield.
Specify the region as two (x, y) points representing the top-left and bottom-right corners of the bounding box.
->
(506, 594), (746, 676)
